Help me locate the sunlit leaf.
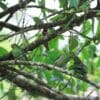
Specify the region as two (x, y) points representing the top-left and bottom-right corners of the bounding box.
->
(96, 18), (100, 40)
(0, 1), (7, 10)
(8, 87), (17, 100)
(33, 17), (43, 24)
(69, 36), (78, 51)
(82, 20), (92, 35)
(59, 0), (68, 8)
(0, 47), (8, 56)
(69, 0), (79, 9)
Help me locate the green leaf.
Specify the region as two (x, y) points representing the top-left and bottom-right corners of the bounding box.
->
(69, 36), (78, 51)
(43, 70), (52, 82)
(31, 47), (45, 62)
(82, 20), (92, 35)
(69, 0), (79, 9)
(44, 50), (60, 64)
(32, 0), (35, 2)
(8, 87), (17, 100)
(0, 1), (7, 10)
(33, 17), (43, 25)
(49, 37), (59, 49)
(79, 0), (89, 10)
(11, 44), (27, 61)
(0, 82), (4, 92)
(50, 14), (65, 22)
(96, 18), (100, 40)
(81, 48), (90, 60)
(0, 34), (8, 41)
(58, 35), (65, 40)
(59, 0), (68, 8)
(95, 57), (100, 68)
(76, 80), (88, 92)
(38, 0), (45, 7)
(38, 0), (46, 17)
(0, 47), (8, 56)
(52, 70), (63, 81)
(88, 44), (96, 57)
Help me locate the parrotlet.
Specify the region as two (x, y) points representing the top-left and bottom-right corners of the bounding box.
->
(54, 54), (87, 77)
(73, 56), (87, 77)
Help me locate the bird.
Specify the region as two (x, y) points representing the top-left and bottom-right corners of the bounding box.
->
(54, 53), (87, 77)
(72, 56), (88, 77)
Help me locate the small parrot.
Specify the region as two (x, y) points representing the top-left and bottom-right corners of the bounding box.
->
(72, 56), (87, 77)
(54, 53), (87, 77)
(11, 44), (28, 69)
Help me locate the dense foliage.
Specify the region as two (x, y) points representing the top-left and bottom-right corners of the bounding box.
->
(0, 0), (100, 100)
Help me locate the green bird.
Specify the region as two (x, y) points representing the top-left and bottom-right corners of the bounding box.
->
(54, 53), (87, 77)
(73, 56), (87, 77)
(11, 44), (28, 69)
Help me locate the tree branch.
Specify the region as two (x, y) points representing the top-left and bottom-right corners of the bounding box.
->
(0, 65), (99, 100)
(0, 0), (32, 18)
(0, 9), (100, 33)
(0, 21), (21, 31)
(0, 60), (100, 89)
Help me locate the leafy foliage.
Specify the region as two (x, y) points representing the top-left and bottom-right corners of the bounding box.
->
(0, 0), (7, 10)
(0, 0), (100, 99)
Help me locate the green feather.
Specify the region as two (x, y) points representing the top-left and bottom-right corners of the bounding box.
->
(54, 52), (87, 77)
